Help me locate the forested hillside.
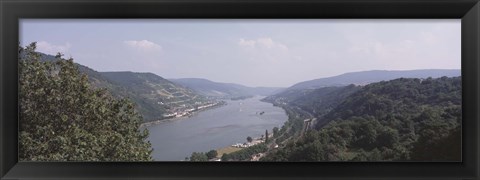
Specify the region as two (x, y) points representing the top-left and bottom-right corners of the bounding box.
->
(34, 51), (212, 122)
(264, 85), (361, 118)
(100, 72), (211, 121)
(262, 77), (461, 161)
(262, 85), (362, 146)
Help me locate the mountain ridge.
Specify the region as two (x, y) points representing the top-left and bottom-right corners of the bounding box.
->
(287, 69), (461, 90)
(169, 78), (284, 98)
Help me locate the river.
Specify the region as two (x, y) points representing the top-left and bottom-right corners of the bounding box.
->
(145, 96), (288, 161)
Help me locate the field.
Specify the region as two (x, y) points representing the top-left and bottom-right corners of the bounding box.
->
(216, 146), (242, 158)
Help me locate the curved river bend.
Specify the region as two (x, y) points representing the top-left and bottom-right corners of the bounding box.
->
(145, 96), (288, 161)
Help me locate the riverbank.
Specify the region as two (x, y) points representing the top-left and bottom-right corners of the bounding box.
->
(140, 101), (227, 128)
(214, 134), (272, 159)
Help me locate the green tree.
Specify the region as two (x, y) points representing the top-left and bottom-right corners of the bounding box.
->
(190, 152), (208, 161)
(272, 127), (279, 137)
(206, 150), (218, 159)
(18, 43), (152, 161)
(247, 136), (253, 143)
(376, 127), (399, 148)
(411, 126), (461, 161)
(265, 129), (269, 143)
(221, 153), (230, 161)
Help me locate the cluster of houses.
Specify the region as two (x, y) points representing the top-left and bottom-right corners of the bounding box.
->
(231, 142), (256, 148)
(231, 138), (264, 148)
(163, 102), (219, 118)
(209, 136), (280, 161)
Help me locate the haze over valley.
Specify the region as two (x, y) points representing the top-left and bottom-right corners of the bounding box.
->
(35, 51), (461, 124)
(19, 19), (461, 162)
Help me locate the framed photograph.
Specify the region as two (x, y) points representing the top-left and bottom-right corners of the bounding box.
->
(1, 0), (479, 179)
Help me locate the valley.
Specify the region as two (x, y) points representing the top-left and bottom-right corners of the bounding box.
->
(18, 20), (462, 163)
(30, 51), (462, 162)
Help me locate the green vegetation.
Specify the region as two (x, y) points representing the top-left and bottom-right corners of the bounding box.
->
(292, 85), (361, 118)
(265, 85), (361, 118)
(267, 106), (311, 145)
(206, 150), (218, 159)
(262, 85), (361, 146)
(272, 127), (279, 138)
(100, 72), (211, 122)
(262, 77), (461, 161)
(265, 130), (269, 143)
(19, 43), (152, 161)
(32, 51), (212, 122)
(19, 42), (461, 162)
(410, 124), (461, 161)
(188, 150), (218, 161)
(189, 152), (208, 161)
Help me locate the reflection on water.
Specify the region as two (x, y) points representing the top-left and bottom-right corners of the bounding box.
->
(146, 96), (288, 161)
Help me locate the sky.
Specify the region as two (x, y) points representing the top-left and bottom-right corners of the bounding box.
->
(20, 19), (460, 87)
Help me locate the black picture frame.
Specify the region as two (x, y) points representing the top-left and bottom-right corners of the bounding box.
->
(1, 0), (479, 179)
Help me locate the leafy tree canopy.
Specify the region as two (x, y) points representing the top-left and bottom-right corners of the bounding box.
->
(263, 77), (461, 161)
(19, 43), (152, 161)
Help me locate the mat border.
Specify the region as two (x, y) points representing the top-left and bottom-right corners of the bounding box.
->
(1, 0), (479, 179)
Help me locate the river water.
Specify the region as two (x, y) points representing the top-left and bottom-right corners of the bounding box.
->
(145, 96), (288, 161)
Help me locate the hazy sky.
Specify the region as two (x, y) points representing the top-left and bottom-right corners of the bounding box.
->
(20, 19), (460, 87)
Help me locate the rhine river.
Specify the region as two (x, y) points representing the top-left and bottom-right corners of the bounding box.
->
(145, 96), (288, 161)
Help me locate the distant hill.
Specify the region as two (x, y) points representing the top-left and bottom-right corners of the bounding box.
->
(36, 53), (210, 122)
(169, 78), (283, 98)
(287, 69), (461, 90)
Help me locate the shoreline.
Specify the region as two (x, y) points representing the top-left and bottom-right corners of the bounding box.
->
(140, 101), (227, 128)
(215, 134), (271, 158)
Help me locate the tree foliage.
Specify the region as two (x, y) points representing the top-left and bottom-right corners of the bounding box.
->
(263, 77), (461, 161)
(19, 43), (152, 161)
(272, 127), (279, 138)
(265, 129), (269, 143)
(190, 152), (208, 161)
(206, 150), (218, 159)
